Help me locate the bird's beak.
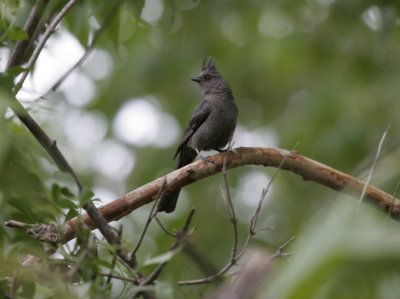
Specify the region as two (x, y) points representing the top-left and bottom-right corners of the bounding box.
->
(191, 77), (200, 83)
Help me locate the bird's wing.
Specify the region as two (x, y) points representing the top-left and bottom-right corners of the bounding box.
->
(173, 100), (212, 159)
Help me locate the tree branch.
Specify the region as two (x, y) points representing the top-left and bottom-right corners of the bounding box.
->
(358, 122), (390, 205)
(138, 208), (196, 286)
(5, 0), (50, 70)
(13, 0), (79, 93)
(205, 239), (294, 299)
(39, 0), (125, 96)
(5, 0), (81, 191)
(178, 157), (240, 286)
(61, 147), (400, 243)
(8, 98), (82, 190)
(4, 0), (138, 277)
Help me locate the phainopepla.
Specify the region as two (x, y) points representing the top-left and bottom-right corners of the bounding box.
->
(158, 57), (238, 213)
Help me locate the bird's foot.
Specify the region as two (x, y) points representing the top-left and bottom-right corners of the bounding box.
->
(195, 148), (215, 164)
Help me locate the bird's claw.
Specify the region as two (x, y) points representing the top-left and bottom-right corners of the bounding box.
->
(202, 156), (215, 164)
(195, 149), (215, 164)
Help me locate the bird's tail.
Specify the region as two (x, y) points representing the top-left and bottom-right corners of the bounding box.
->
(157, 147), (197, 213)
(157, 189), (181, 213)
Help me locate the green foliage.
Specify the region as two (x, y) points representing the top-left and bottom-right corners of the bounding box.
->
(4, 26), (27, 41)
(1, 0), (400, 298)
(261, 200), (400, 299)
(78, 187), (94, 207)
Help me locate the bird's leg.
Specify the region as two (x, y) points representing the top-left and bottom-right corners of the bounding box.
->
(195, 148), (215, 164)
(214, 141), (235, 153)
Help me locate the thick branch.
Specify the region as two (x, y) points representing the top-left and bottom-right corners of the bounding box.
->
(62, 147), (400, 242)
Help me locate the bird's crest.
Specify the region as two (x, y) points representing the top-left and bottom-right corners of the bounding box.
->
(202, 56), (218, 73)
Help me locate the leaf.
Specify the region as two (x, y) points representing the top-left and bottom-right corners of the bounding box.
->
(142, 250), (179, 267)
(51, 184), (61, 203)
(0, 73), (15, 91)
(50, 172), (79, 196)
(5, 65), (27, 77)
(19, 274), (36, 298)
(51, 183), (77, 209)
(61, 187), (75, 198)
(6, 27), (28, 41)
(65, 208), (78, 221)
(78, 187), (95, 206)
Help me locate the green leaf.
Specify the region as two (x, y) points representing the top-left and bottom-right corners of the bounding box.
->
(19, 274), (36, 298)
(51, 183), (77, 209)
(61, 186), (75, 198)
(49, 172), (79, 196)
(0, 73), (15, 91)
(65, 208), (78, 221)
(6, 27), (27, 41)
(5, 65), (27, 77)
(51, 184), (61, 202)
(78, 187), (94, 206)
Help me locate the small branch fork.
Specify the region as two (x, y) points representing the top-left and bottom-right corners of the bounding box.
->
(358, 122), (390, 205)
(178, 150), (291, 285)
(178, 155), (239, 286)
(101, 208), (196, 299)
(140, 208), (196, 286)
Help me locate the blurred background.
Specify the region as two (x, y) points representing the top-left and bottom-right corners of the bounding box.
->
(2, 0), (400, 298)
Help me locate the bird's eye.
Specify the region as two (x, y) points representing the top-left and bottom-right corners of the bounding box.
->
(204, 74), (211, 80)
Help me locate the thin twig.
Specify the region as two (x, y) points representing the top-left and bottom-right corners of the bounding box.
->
(179, 146), (295, 286)
(358, 122), (390, 205)
(182, 241), (218, 276)
(237, 144), (296, 261)
(131, 178), (167, 259)
(14, 0), (78, 94)
(206, 238), (295, 299)
(267, 236), (295, 261)
(178, 261), (229, 286)
(100, 272), (137, 284)
(129, 209), (196, 299)
(140, 208), (196, 286)
(4, 220), (33, 229)
(154, 217), (175, 237)
(221, 154), (238, 264)
(33, 0), (125, 102)
(178, 155), (238, 286)
(5, 0), (50, 70)
(250, 143), (298, 235)
(66, 233), (95, 279)
(106, 226), (125, 284)
(13, 0), (79, 93)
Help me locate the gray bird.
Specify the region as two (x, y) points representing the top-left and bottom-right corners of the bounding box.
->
(158, 57), (238, 213)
